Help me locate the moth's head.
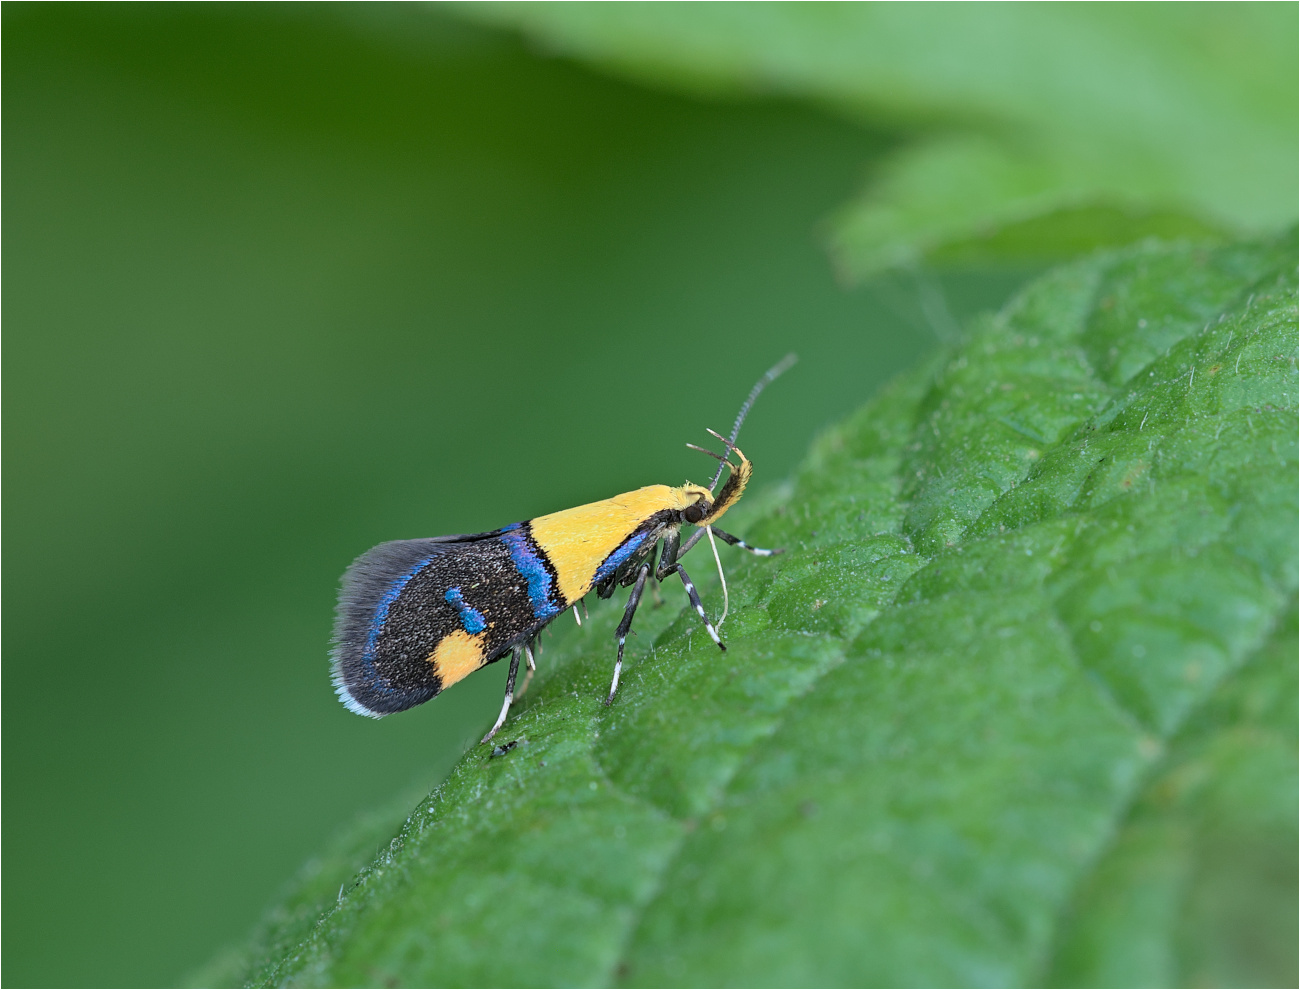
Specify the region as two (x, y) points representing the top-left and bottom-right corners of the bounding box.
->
(679, 483), (715, 525)
(680, 442), (751, 527)
(677, 354), (793, 529)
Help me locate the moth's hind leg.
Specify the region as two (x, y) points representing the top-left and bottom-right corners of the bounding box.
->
(606, 562), (651, 705)
(482, 648), (523, 744)
(515, 641), (537, 699)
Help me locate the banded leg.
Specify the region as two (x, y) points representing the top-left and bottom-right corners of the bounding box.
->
(710, 526), (782, 557)
(679, 526), (781, 558)
(676, 563), (726, 651)
(481, 648), (522, 744)
(606, 562), (651, 705)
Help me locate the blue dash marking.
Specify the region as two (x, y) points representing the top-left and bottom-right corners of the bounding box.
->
(594, 531), (649, 584)
(445, 586), (487, 635)
(501, 524), (560, 620)
(364, 555), (435, 663)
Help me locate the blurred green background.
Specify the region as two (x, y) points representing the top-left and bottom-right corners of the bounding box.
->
(3, 4), (1293, 986)
(2, 5), (1026, 986)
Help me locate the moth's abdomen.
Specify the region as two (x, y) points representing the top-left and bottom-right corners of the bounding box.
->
(330, 527), (563, 717)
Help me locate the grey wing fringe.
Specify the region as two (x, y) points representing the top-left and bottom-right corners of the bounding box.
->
(330, 538), (453, 716)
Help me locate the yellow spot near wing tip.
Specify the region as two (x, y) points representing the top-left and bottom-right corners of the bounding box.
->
(429, 629), (488, 688)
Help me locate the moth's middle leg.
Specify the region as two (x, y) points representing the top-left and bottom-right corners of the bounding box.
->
(606, 561), (651, 705)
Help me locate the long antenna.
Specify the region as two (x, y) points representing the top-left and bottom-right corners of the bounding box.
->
(708, 353), (798, 490)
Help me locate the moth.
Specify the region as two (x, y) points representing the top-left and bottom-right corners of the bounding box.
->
(331, 355), (794, 743)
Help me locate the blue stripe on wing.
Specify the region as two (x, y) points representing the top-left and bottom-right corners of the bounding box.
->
(363, 555), (435, 663)
(501, 523), (561, 620)
(444, 586), (488, 634)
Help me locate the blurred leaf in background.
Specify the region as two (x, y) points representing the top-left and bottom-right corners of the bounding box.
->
(458, 2), (1297, 271)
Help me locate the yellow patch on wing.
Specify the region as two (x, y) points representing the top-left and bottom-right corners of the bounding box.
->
(429, 629), (487, 688)
(530, 485), (690, 603)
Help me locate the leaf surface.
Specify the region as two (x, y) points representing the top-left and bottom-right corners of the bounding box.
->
(236, 233), (1297, 987)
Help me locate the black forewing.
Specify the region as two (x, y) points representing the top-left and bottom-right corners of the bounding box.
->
(331, 530), (547, 717)
(423, 526), (515, 544)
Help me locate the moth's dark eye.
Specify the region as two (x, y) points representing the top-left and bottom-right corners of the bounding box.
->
(684, 502), (705, 524)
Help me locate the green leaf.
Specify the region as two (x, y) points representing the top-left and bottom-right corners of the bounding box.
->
(827, 137), (1232, 274)
(186, 787), (426, 988)
(922, 204), (1229, 272)
(451, 3), (1297, 274)
(231, 232), (1296, 987)
(1046, 602), (1298, 987)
